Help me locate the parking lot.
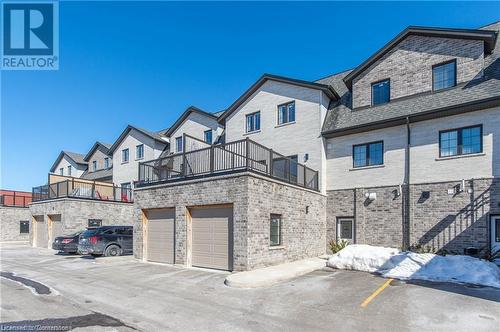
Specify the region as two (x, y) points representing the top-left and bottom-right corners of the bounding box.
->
(1, 244), (499, 331)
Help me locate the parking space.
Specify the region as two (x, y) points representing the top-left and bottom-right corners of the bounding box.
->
(1, 244), (499, 331)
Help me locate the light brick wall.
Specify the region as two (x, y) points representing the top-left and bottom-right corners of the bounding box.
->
(352, 36), (484, 109)
(133, 172), (326, 271)
(52, 155), (86, 178)
(0, 207), (31, 241)
(29, 198), (134, 247)
(170, 112), (221, 150)
(87, 146), (112, 172)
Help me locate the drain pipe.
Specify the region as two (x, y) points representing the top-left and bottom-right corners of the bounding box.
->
(402, 116), (411, 250)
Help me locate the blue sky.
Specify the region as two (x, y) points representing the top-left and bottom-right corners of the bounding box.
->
(1, 1), (499, 191)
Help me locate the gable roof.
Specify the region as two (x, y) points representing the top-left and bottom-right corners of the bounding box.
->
(218, 73), (340, 122)
(108, 125), (168, 154)
(164, 106), (218, 137)
(343, 26), (498, 89)
(50, 151), (87, 172)
(83, 141), (112, 162)
(320, 22), (500, 138)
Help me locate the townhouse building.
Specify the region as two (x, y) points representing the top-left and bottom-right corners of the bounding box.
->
(132, 22), (500, 271)
(14, 22), (499, 272)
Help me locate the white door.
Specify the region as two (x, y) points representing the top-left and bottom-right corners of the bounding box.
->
(491, 216), (500, 253)
(337, 218), (354, 243)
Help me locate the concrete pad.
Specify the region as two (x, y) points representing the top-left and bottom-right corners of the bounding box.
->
(225, 257), (326, 288)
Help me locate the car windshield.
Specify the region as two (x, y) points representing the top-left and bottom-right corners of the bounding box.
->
(81, 229), (99, 238)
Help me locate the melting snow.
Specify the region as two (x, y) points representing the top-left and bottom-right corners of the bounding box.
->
(327, 244), (500, 288)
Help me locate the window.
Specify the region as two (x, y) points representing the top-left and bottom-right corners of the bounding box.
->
(20, 221), (29, 234)
(104, 157), (109, 168)
(175, 137), (183, 152)
(371, 79), (390, 106)
(67, 165), (72, 176)
(433, 60), (456, 91)
(92, 160), (97, 171)
(59, 168), (64, 175)
(353, 141), (384, 168)
(246, 112), (260, 133)
(270, 214), (282, 246)
(136, 144), (144, 160)
(122, 148), (129, 163)
(496, 219), (500, 242)
(88, 219), (102, 228)
(439, 125), (482, 157)
(204, 130), (213, 144)
(337, 219), (353, 241)
(277, 101), (295, 125)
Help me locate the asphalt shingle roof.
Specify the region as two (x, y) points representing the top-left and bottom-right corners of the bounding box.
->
(81, 167), (113, 181)
(317, 22), (500, 136)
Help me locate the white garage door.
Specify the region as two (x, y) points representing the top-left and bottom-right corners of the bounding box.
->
(147, 209), (175, 264)
(49, 214), (63, 244)
(191, 206), (232, 271)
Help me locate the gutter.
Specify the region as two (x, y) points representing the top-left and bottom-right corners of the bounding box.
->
(402, 117), (411, 250)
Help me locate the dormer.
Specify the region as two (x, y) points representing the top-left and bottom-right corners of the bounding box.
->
(343, 26), (497, 109)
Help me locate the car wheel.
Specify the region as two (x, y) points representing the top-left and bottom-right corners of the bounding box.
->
(104, 245), (122, 257)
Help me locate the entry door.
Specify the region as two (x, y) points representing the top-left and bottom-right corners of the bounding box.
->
(34, 216), (47, 248)
(191, 206), (232, 271)
(337, 218), (354, 243)
(491, 216), (500, 252)
(48, 214), (62, 245)
(146, 209), (175, 264)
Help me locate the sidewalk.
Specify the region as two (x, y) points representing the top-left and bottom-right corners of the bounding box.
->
(225, 257), (326, 288)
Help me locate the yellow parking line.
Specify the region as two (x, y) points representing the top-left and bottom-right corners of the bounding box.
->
(361, 278), (393, 308)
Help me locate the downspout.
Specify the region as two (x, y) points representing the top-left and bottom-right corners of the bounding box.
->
(403, 117), (411, 250)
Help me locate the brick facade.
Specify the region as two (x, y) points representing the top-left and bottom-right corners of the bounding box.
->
(133, 172), (326, 271)
(29, 198), (134, 247)
(327, 178), (500, 253)
(352, 35), (484, 109)
(0, 207), (31, 241)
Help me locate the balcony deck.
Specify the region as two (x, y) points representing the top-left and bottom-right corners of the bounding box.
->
(136, 136), (319, 191)
(32, 177), (133, 203)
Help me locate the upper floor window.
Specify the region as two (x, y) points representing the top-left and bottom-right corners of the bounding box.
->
(136, 144), (144, 160)
(59, 168), (64, 175)
(246, 112), (260, 133)
(122, 148), (129, 163)
(104, 157), (109, 168)
(92, 160), (97, 171)
(204, 130), (213, 144)
(433, 60), (456, 91)
(371, 79), (390, 106)
(175, 137), (183, 152)
(277, 101), (295, 125)
(353, 141), (384, 168)
(439, 125), (482, 158)
(67, 165), (72, 176)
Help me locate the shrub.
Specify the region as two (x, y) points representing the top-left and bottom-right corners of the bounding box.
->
(480, 247), (500, 262)
(329, 239), (349, 254)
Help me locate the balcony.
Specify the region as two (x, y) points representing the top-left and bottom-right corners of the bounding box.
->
(0, 191), (32, 208)
(137, 136), (319, 191)
(32, 176), (133, 203)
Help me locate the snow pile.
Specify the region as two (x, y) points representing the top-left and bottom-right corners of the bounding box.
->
(328, 244), (500, 288)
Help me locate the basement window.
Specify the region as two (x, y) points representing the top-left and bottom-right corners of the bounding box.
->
(270, 214), (282, 246)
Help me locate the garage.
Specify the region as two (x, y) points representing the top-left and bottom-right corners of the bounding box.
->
(48, 214), (63, 245)
(33, 215), (47, 248)
(146, 209), (175, 264)
(190, 206), (233, 271)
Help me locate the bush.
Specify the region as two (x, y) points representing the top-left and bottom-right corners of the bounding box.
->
(480, 247), (500, 262)
(329, 239), (349, 254)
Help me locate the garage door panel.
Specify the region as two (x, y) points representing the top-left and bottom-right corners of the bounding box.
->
(147, 209), (175, 264)
(191, 207), (232, 271)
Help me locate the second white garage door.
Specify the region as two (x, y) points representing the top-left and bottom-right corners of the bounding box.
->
(190, 206), (232, 271)
(146, 209), (175, 264)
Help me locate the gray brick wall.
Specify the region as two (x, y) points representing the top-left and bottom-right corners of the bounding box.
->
(134, 172), (326, 271)
(352, 35), (484, 109)
(0, 207), (31, 241)
(327, 178), (499, 253)
(29, 198), (134, 246)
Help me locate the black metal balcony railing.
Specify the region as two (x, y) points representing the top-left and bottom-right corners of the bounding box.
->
(0, 194), (32, 207)
(137, 137), (319, 191)
(32, 179), (133, 203)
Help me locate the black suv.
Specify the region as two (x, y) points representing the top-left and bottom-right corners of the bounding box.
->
(78, 226), (133, 257)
